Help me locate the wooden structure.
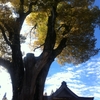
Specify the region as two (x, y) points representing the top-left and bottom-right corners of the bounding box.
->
(44, 81), (94, 100)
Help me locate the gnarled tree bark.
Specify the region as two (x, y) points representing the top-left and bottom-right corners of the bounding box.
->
(0, 4), (67, 100)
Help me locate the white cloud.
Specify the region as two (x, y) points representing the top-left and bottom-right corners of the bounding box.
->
(0, 54), (100, 100)
(45, 56), (100, 100)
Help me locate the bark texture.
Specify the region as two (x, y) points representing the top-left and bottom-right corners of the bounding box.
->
(0, 4), (66, 100)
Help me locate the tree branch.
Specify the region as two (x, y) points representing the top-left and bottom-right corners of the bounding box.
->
(53, 23), (71, 57)
(30, 23), (37, 34)
(0, 24), (11, 47)
(33, 43), (44, 51)
(0, 57), (11, 70)
(43, 6), (57, 51)
(54, 38), (67, 57)
(26, 1), (38, 15)
(20, 0), (24, 12)
(17, 1), (38, 27)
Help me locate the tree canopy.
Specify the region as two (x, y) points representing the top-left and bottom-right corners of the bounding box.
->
(0, 0), (100, 65)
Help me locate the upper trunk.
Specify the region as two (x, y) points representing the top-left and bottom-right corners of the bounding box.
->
(6, 5), (63, 100)
(19, 51), (54, 100)
(10, 33), (24, 100)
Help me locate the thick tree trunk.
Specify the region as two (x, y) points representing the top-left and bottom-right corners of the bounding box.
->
(34, 55), (54, 100)
(10, 50), (54, 100)
(0, 2), (66, 100)
(18, 51), (54, 100)
(8, 6), (58, 100)
(10, 34), (24, 100)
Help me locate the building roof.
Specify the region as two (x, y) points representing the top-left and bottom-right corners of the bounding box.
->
(46, 81), (94, 100)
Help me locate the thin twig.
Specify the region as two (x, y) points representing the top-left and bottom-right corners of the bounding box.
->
(30, 23), (37, 44)
(30, 23), (37, 34)
(34, 43), (44, 51)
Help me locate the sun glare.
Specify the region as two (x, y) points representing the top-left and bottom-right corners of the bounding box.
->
(0, 67), (12, 100)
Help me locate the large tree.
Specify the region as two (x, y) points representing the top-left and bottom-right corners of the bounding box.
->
(0, 0), (100, 100)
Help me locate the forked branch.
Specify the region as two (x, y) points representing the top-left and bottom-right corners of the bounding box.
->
(18, 0), (38, 26)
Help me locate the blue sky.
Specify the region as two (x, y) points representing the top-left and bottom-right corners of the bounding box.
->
(44, 1), (100, 99)
(0, 0), (100, 100)
(44, 53), (100, 100)
(44, 30), (100, 100)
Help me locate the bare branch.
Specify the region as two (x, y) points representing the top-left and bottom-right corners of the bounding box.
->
(53, 23), (72, 57)
(54, 38), (67, 57)
(0, 24), (11, 47)
(43, 6), (57, 51)
(30, 23), (37, 34)
(33, 43), (44, 51)
(26, 23), (37, 44)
